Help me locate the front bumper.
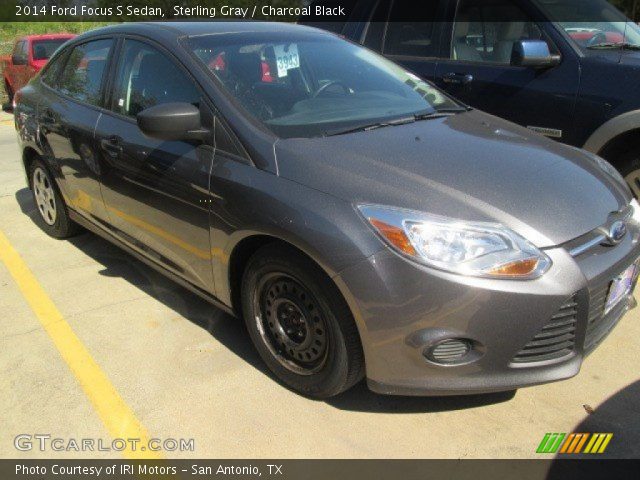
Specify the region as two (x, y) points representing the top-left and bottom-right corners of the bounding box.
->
(334, 222), (640, 396)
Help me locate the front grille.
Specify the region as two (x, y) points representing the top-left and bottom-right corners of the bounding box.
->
(585, 280), (629, 353)
(512, 296), (578, 363)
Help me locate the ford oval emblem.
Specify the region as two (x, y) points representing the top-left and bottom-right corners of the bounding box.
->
(607, 221), (627, 245)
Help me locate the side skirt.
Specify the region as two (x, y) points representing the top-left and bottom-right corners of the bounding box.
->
(69, 210), (237, 318)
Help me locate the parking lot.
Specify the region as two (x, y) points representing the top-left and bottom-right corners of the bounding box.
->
(0, 109), (639, 459)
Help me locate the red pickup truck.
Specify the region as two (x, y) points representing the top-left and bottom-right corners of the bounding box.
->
(2, 34), (75, 104)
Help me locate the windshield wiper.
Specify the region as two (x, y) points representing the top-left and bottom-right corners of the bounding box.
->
(323, 115), (416, 137)
(324, 108), (469, 137)
(587, 42), (640, 50)
(415, 108), (469, 121)
(435, 107), (472, 113)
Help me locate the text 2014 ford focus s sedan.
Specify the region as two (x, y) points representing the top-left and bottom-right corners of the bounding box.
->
(14, 22), (640, 398)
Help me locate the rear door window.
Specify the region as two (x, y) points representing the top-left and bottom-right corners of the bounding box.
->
(58, 39), (113, 106)
(363, 0), (392, 52)
(450, 0), (553, 64)
(383, 0), (447, 57)
(41, 49), (68, 88)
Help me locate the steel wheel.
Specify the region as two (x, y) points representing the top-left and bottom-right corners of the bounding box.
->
(253, 272), (329, 375)
(33, 166), (57, 226)
(625, 170), (640, 198)
(242, 244), (365, 397)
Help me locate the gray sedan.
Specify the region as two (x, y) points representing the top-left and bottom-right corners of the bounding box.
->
(14, 21), (640, 398)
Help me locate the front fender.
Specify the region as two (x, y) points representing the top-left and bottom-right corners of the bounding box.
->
(207, 162), (384, 311)
(583, 109), (640, 154)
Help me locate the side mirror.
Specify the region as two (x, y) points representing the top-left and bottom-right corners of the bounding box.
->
(137, 102), (209, 142)
(511, 40), (560, 69)
(11, 54), (27, 66)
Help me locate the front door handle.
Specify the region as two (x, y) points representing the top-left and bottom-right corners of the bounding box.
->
(442, 72), (474, 85)
(100, 136), (123, 157)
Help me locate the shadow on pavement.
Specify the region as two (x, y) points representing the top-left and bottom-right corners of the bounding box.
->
(571, 380), (640, 458)
(544, 380), (640, 477)
(325, 383), (516, 413)
(15, 187), (517, 413)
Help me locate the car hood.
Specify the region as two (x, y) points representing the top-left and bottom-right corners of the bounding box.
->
(274, 110), (631, 248)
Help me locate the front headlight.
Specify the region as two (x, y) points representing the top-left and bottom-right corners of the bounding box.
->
(359, 205), (551, 279)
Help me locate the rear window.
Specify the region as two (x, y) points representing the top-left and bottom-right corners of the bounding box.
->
(58, 39), (113, 106)
(32, 39), (70, 60)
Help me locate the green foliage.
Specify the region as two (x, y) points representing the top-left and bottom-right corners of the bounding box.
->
(0, 21), (113, 43)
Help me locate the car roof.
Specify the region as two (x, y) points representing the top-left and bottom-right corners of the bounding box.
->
(23, 34), (76, 41)
(78, 21), (332, 40)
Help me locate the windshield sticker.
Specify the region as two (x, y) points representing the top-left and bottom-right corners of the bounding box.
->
(274, 44), (300, 78)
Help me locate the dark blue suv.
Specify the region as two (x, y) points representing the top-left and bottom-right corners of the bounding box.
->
(303, 0), (640, 195)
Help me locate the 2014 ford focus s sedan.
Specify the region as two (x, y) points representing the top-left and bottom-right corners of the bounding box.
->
(14, 21), (640, 398)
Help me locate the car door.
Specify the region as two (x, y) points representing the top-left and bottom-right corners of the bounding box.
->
(358, 0), (449, 82)
(433, 0), (581, 144)
(95, 38), (215, 291)
(38, 38), (114, 223)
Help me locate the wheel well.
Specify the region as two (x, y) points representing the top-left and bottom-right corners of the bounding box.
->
(598, 129), (640, 167)
(22, 147), (41, 186)
(228, 235), (333, 318)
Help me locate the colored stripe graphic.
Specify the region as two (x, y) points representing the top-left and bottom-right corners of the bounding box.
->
(559, 433), (589, 454)
(559, 433), (575, 453)
(574, 433), (590, 453)
(537, 433), (613, 454)
(584, 433), (613, 454)
(536, 433), (566, 453)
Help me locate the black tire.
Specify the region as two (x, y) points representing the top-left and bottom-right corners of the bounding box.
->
(4, 80), (13, 104)
(29, 159), (81, 238)
(616, 148), (640, 198)
(241, 244), (365, 398)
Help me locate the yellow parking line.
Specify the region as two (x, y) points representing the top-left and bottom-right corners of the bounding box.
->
(0, 228), (162, 459)
(0, 119), (14, 126)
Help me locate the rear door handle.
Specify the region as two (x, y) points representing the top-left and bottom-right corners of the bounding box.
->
(442, 72), (474, 85)
(100, 136), (123, 157)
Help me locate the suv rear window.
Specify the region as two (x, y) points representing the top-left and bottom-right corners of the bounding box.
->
(32, 39), (69, 60)
(383, 0), (446, 57)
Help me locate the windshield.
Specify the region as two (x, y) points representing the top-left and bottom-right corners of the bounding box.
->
(188, 32), (461, 138)
(535, 0), (640, 49)
(32, 39), (69, 60)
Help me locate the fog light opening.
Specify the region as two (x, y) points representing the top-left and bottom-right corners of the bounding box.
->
(425, 338), (475, 365)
